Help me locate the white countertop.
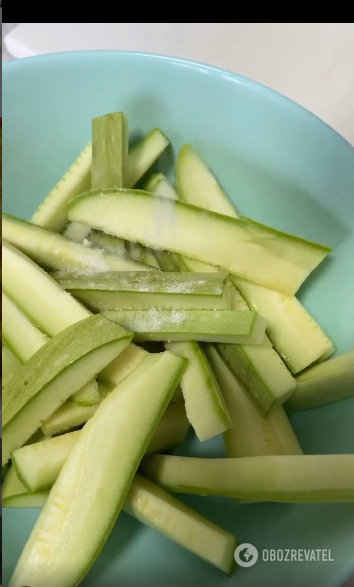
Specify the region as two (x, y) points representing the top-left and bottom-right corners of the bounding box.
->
(3, 23), (354, 146)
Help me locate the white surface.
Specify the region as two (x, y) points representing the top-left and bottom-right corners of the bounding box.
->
(4, 23), (354, 146)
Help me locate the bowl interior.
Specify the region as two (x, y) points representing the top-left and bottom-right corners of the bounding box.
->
(2, 51), (354, 587)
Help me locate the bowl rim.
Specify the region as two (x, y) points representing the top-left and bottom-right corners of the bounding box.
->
(3, 49), (354, 157)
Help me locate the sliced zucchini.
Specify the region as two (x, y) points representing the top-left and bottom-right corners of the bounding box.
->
(2, 242), (146, 390)
(233, 277), (335, 374)
(217, 285), (296, 413)
(68, 189), (331, 296)
(90, 230), (160, 269)
(12, 430), (81, 492)
(104, 309), (266, 344)
(144, 173), (179, 200)
(3, 213), (151, 273)
(172, 144), (334, 372)
(145, 402), (190, 455)
(3, 494), (49, 508)
(2, 291), (100, 408)
(8, 351), (186, 587)
(90, 228), (126, 256)
(2, 314), (132, 464)
(154, 249), (181, 272)
(3, 468), (236, 575)
(124, 473), (236, 575)
(99, 343), (148, 387)
(147, 174), (210, 274)
(92, 120), (164, 268)
(63, 112), (129, 245)
(2, 466), (49, 508)
(91, 111), (128, 190)
(175, 144), (237, 216)
(63, 221), (91, 243)
(2, 242), (90, 335)
(141, 454), (354, 502)
(2, 292), (49, 362)
(54, 270), (231, 311)
(2, 346), (21, 388)
(166, 342), (232, 441)
(69, 378), (100, 407)
(287, 350), (354, 412)
(13, 402), (189, 493)
(125, 128), (170, 188)
(171, 384), (184, 403)
(204, 344), (302, 456)
(318, 344), (337, 362)
(2, 462), (10, 482)
(31, 142), (92, 232)
(43, 381), (182, 437)
(41, 383), (110, 436)
(41, 402), (96, 436)
(125, 240), (160, 269)
(46, 375), (182, 438)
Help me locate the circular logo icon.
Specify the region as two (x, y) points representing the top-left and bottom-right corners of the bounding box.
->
(234, 543), (259, 567)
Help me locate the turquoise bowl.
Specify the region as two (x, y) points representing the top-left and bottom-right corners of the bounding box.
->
(2, 51), (354, 587)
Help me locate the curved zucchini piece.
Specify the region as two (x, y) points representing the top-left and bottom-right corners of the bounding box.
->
(125, 128), (170, 188)
(2, 291), (100, 408)
(13, 402), (189, 493)
(2, 466), (49, 509)
(166, 342), (232, 441)
(9, 351), (186, 587)
(2, 346), (21, 388)
(2, 314), (132, 464)
(204, 344), (302, 456)
(2, 243), (146, 390)
(3, 213), (151, 273)
(141, 454), (354, 503)
(144, 173), (178, 200)
(287, 350), (354, 412)
(104, 309), (266, 344)
(67, 188), (331, 296)
(124, 473), (236, 575)
(175, 144), (237, 216)
(54, 270), (231, 311)
(31, 142), (92, 232)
